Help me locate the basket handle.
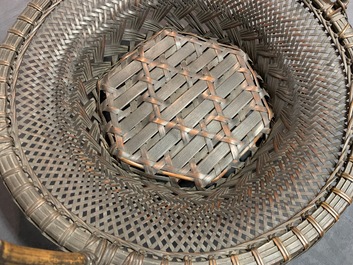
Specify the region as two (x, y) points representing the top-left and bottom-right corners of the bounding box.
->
(0, 240), (89, 265)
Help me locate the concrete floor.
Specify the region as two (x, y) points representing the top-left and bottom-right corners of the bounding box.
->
(0, 1), (352, 264)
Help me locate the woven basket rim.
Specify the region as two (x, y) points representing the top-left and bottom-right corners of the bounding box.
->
(0, 0), (352, 264)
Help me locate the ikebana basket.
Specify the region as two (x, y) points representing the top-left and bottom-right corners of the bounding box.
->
(0, 0), (352, 264)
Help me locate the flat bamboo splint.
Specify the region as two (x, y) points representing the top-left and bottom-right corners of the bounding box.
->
(0, 0), (353, 265)
(100, 29), (272, 188)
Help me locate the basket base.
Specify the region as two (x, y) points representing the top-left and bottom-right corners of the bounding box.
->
(99, 29), (272, 189)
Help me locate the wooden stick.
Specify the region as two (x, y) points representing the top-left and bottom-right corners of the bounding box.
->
(0, 240), (88, 265)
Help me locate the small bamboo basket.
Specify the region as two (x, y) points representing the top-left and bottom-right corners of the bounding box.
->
(0, 0), (352, 264)
(99, 29), (272, 189)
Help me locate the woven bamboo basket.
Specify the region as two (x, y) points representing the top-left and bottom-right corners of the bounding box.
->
(0, 0), (352, 264)
(99, 29), (273, 189)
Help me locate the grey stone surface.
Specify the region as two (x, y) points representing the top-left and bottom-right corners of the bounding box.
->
(0, 0), (352, 263)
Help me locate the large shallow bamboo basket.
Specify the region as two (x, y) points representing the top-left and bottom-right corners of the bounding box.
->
(0, 0), (353, 264)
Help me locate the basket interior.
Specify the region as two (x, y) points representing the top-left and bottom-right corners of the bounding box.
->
(11, 0), (348, 257)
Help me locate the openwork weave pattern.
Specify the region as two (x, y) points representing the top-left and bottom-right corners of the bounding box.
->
(100, 29), (272, 188)
(0, 0), (352, 264)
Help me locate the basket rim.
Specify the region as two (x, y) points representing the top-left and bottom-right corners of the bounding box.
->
(0, 0), (352, 264)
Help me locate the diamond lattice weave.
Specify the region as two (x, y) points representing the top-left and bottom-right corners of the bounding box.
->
(0, 0), (352, 264)
(11, 0), (347, 253)
(100, 30), (272, 188)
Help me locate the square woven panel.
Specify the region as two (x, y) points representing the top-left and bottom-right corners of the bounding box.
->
(100, 29), (272, 188)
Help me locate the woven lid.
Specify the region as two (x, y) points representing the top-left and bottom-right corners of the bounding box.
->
(0, 0), (352, 264)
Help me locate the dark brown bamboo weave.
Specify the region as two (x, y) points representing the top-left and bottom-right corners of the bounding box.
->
(99, 29), (272, 188)
(0, 0), (352, 264)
